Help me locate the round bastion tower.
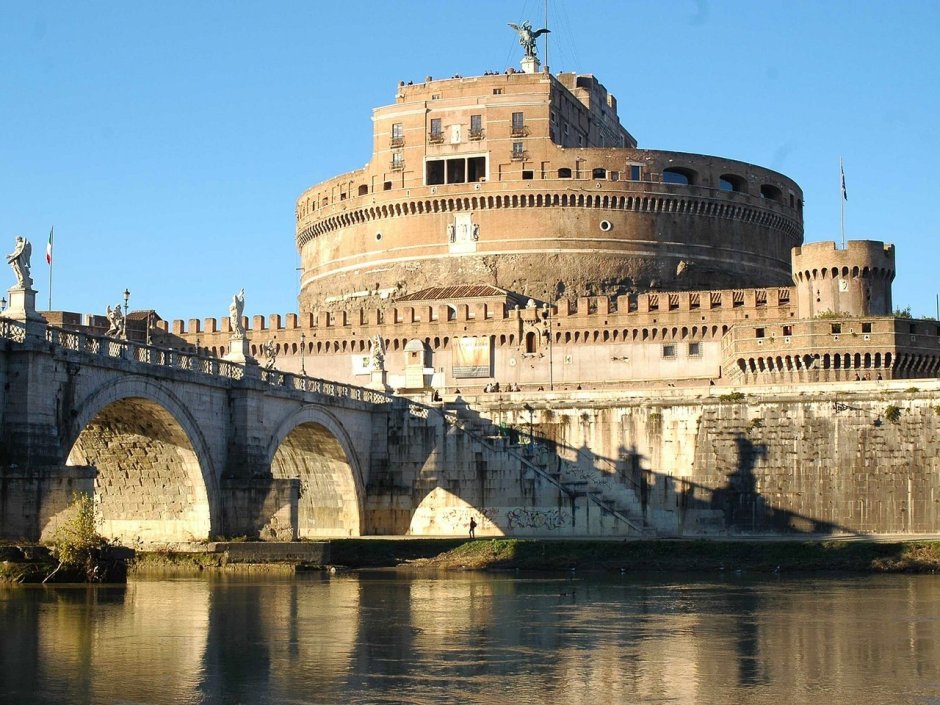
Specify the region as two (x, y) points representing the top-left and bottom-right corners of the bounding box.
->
(295, 67), (804, 312)
(791, 240), (895, 319)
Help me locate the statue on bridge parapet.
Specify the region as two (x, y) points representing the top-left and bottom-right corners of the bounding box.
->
(229, 288), (246, 338)
(369, 334), (385, 372)
(105, 303), (126, 339)
(262, 339), (277, 370)
(6, 236), (32, 289)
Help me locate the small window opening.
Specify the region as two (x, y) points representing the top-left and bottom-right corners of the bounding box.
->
(522, 170), (534, 180)
(558, 167), (572, 178)
(592, 167), (607, 179)
(525, 331), (537, 354)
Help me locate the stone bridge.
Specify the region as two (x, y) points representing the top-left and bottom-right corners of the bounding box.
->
(0, 318), (393, 544)
(0, 318), (631, 544)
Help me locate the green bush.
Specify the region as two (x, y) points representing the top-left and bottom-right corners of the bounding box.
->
(46, 493), (109, 582)
(719, 391), (746, 402)
(885, 405), (902, 424)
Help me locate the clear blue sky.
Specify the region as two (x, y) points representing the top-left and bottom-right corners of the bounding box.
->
(2, 1), (938, 322)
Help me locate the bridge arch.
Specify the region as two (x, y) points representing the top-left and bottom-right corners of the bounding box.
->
(266, 405), (364, 537)
(64, 377), (220, 544)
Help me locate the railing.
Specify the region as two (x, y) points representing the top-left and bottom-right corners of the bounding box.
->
(427, 132), (444, 144)
(0, 318), (27, 343)
(29, 324), (392, 405)
(390, 158), (405, 171)
(389, 136), (404, 148)
(468, 128), (484, 141)
(510, 125), (528, 137)
(510, 150), (528, 162)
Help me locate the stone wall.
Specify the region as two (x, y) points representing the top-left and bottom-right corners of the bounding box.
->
(464, 379), (940, 536)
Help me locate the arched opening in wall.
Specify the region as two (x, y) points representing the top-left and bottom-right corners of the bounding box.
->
(558, 167), (572, 178)
(663, 167), (696, 185)
(760, 184), (783, 201)
(525, 331), (537, 354)
(270, 420), (361, 537)
(357, 184), (368, 196)
(719, 173), (746, 193)
(592, 167), (606, 179)
(66, 397), (212, 544)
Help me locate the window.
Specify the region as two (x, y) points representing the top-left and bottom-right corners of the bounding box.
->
(492, 88), (503, 95)
(831, 323), (842, 334)
(511, 112), (525, 136)
(755, 328), (765, 339)
(357, 184), (368, 196)
(688, 342), (701, 357)
(630, 165), (641, 180)
(592, 168), (607, 179)
(383, 181), (392, 191)
(760, 184), (782, 201)
(663, 167), (696, 185)
(662, 344), (676, 359)
(558, 167), (572, 178)
(391, 122), (404, 147)
(862, 322), (872, 334)
(391, 152), (404, 170)
(512, 142), (525, 160)
(522, 170), (534, 180)
(719, 174), (746, 192)
(783, 325), (792, 336)
(469, 114), (483, 139)
(429, 118), (443, 142)
(525, 331), (537, 354)
(609, 171), (620, 181)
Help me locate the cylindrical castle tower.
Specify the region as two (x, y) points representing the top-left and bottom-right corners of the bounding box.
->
(791, 240), (895, 319)
(295, 71), (804, 312)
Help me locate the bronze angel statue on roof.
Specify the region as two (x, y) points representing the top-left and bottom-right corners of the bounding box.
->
(508, 21), (550, 59)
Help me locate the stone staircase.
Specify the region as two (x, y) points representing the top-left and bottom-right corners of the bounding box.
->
(439, 400), (651, 535)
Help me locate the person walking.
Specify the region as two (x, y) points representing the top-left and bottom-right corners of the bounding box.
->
(469, 517), (477, 539)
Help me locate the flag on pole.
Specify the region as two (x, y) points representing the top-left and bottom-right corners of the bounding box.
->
(840, 159), (847, 201)
(46, 227), (54, 264)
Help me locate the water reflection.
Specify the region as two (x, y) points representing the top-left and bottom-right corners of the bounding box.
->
(2, 572), (940, 704)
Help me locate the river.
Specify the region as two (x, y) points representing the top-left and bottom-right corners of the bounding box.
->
(2, 571), (939, 704)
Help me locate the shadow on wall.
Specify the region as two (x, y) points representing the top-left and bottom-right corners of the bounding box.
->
(420, 396), (853, 537)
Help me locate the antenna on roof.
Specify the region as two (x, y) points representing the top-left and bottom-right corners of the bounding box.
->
(544, 0), (550, 71)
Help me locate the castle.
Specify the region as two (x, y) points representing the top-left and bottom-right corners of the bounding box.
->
(25, 35), (940, 539)
(47, 47), (939, 393)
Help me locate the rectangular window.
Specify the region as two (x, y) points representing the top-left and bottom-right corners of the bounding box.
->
(662, 344), (676, 359)
(512, 142), (525, 160)
(391, 152), (404, 170)
(609, 171), (620, 181)
(688, 342), (701, 357)
(783, 325), (792, 336)
(755, 328), (765, 339)
(862, 322), (872, 333)
(492, 88), (503, 95)
(390, 123), (404, 148)
(469, 114), (483, 140)
(430, 118), (442, 136)
(511, 112), (525, 136)
(831, 323), (842, 334)
(630, 165), (642, 180)
(426, 160), (444, 185)
(522, 170), (534, 180)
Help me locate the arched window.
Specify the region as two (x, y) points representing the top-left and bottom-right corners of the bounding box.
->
(525, 331), (537, 354)
(357, 184), (368, 196)
(558, 167), (572, 179)
(719, 173), (746, 193)
(760, 184), (783, 201)
(663, 167), (697, 185)
(592, 167), (607, 179)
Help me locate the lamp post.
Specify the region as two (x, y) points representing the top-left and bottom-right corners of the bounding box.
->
(523, 402), (534, 448)
(122, 289), (130, 340)
(195, 337), (201, 357)
(146, 311), (153, 346)
(300, 331), (306, 376)
(0, 297), (6, 313)
(542, 302), (554, 391)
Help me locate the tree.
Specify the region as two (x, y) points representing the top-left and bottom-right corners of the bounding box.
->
(45, 493), (108, 583)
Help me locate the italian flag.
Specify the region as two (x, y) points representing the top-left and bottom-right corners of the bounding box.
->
(46, 227), (53, 264)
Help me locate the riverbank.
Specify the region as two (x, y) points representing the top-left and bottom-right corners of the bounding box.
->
(330, 538), (940, 573)
(5, 538), (940, 582)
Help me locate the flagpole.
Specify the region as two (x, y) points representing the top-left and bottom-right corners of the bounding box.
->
(46, 226), (53, 311)
(840, 158), (845, 249)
